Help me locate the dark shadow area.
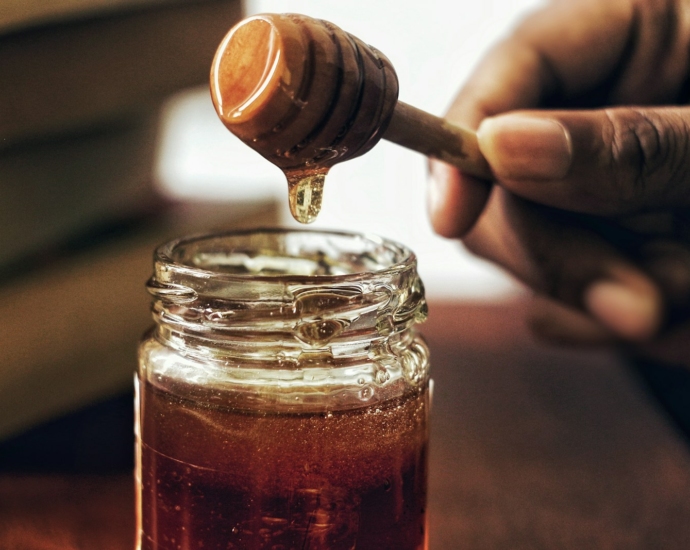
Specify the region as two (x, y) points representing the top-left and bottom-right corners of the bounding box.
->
(0, 392), (134, 473)
(630, 357), (690, 445)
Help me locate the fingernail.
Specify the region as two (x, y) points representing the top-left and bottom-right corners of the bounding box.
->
(477, 114), (572, 180)
(584, 280), (662, 341)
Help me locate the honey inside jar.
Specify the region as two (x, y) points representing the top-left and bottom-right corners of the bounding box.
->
(137, 378), (428, 550)
(136, 229), (430, 550)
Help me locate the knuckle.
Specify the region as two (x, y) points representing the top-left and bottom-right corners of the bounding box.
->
(602, 108), (689, 209)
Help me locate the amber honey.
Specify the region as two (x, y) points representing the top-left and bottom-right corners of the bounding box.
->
(137, 378), (428, 550)
(136, 230), (430, 550)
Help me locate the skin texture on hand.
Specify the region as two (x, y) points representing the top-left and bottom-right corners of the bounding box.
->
(429, 0), (690, 365)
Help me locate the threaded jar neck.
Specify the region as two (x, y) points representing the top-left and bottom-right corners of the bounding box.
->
(143, 228), (429, 411)
(147, 229), (427, 365)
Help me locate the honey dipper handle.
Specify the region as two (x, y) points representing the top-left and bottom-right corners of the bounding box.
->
(383, 101), (493, 180)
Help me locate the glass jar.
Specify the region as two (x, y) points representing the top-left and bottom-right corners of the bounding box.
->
(136, 228), (430, 550)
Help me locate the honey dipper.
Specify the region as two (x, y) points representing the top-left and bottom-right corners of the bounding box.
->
(210, 13), (492, 223)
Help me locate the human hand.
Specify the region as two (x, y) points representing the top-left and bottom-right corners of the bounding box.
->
(428, 0), (690, 364)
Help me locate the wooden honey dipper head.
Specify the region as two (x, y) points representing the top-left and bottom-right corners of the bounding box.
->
(210, 13), (399, 223)
(211, 13), (492, 224)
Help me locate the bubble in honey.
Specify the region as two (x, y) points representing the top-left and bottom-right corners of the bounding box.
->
(285, 172), (325, 224)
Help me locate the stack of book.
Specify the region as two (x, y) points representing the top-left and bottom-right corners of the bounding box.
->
(0, 0), (279, 440)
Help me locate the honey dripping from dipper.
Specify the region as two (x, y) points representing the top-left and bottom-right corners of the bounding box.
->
(210, 13), (399, 223)
(210, 13), (492, 223)
(286, 170), (325, 223)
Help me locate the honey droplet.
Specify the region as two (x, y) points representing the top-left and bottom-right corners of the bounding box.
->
(286, 172), (325, 224)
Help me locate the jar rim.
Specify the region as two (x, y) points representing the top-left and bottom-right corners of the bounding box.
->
(153, 227), (417, 283)
(145, 228), (429, 399)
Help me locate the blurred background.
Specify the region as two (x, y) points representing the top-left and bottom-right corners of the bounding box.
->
(5, 6), (690, 550)
(0, 0), (541, 466)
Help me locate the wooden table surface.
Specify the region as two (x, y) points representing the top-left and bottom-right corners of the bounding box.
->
(2, 300), (690, 549)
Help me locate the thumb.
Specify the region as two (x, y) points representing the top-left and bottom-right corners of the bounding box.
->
(477, 107), (690, 215)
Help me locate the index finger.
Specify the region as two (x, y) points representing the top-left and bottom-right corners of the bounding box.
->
(450, 0), (635, 125)
(429, 0), (635, 237)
